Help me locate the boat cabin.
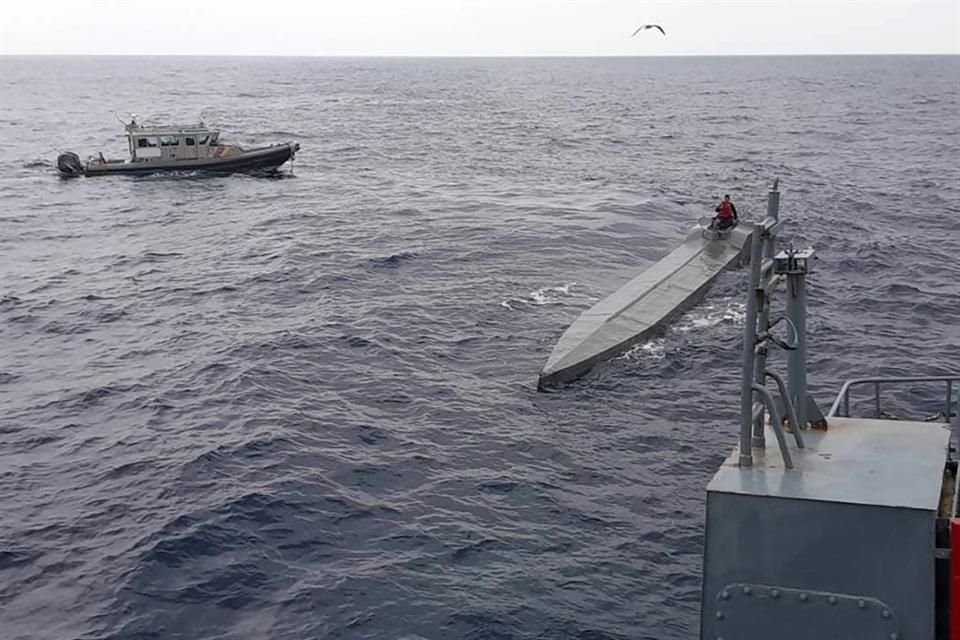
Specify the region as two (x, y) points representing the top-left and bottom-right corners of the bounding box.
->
(124, 121), (222, 162)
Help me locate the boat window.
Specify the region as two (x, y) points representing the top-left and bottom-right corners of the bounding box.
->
(159, 136), (179, 146)
(137, 137), (158, 148)
(185, 137), (196, 146)
(198, 135), (210, 145)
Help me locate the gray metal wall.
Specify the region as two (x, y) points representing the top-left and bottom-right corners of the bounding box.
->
(701, 492), (934, 639)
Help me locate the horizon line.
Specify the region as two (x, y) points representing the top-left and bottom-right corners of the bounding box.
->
(2, 52), (958, 58)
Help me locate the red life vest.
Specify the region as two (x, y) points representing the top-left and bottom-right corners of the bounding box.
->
(717, 201), (733, 219)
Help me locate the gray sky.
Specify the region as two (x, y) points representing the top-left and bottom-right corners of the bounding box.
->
(1, 0), (958, 56)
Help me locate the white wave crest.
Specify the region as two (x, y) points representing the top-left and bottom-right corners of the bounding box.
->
(501, 282), (579, 309)
(618, 337), (666, 361)
(674, 300), (746, 333)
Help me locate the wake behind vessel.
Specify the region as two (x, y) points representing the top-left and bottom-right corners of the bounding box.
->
(57, 118), (299, 177)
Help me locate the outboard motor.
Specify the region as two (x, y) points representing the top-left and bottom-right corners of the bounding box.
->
(57, 152), (84, 178)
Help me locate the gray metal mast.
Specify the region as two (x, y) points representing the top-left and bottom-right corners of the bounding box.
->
(738, 179), (822, 468)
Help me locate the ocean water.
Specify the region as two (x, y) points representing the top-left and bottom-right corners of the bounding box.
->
(1, 55), (958, 639)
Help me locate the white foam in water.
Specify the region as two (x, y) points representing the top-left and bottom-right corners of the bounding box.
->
(674, 300), (746, 333)
(501, 282), (579, 309)
(618, 337), (667, 361)
(529, 282), (577, 305)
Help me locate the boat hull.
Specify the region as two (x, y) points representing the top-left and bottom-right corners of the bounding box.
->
(80, 143), (299, 177)
(538, 222), (754, 389)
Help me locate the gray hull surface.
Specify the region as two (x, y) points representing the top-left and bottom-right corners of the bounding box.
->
(81, 143), (299, 177)
(538, 223), (754, 389)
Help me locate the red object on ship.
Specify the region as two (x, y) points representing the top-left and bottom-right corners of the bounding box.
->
(952, 518), (960, 640)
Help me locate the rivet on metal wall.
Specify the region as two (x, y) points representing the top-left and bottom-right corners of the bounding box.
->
(716, 611), (724, 620)
(857, 599), (866, 609)
(770, 588), (780, 599)
(721, 590), (730, 600)
(799, 593), (808, 602)
(828, 595), (837, 605)
(882, 610), (891, 619)
(742, 586), (751, 596)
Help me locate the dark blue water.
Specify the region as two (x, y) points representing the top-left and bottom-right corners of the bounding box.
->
(1, 55), (958, 639)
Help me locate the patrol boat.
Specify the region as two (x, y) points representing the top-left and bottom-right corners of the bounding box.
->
(57, 118), (299, 177)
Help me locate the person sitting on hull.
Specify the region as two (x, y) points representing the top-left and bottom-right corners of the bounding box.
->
(712, 194), (738, 230)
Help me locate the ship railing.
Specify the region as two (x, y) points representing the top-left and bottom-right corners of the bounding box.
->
(827, 375), (960, 421)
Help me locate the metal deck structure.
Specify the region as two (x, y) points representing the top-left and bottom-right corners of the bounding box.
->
(698, 179), (960, 639)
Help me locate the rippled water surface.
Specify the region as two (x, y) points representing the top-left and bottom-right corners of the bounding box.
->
(1, 55), (959, 639)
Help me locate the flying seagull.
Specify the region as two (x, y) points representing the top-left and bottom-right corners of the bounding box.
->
(631, 24), (666, 37)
